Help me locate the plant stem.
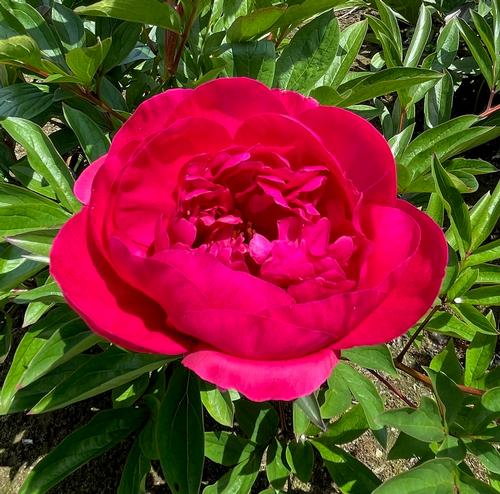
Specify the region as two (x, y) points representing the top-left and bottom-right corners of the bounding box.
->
(368, 369), (417, 408)
(396, 305), (440, 363)
(170, 3), (197, 77)
(480, 103), (500, 118)
(163, 0), (179, 79)
(395, 360), (484, 396)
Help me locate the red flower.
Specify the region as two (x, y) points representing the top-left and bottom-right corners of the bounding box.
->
(51, 78), (447, 401)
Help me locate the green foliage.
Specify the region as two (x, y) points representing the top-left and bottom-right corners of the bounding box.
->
(0, 0), (498, 492)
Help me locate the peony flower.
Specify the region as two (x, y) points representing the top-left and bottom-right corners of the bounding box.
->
(51, 77), (447, 401)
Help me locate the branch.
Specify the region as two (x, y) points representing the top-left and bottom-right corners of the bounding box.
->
(395, 361), (484, 397)
(396, 305), (441, 363)
(368, 369), (417, 408)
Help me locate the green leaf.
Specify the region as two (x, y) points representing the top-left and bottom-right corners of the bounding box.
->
(0, 306), (77, 410)
(470, 179), (500, 251)
(102, 22), (142, 71)
(203, 451), (262, 494)
(317, 19), (368, 87)
(372, 458), (457, 494)
(285, 441), (314, 483)
(458, 18), (494, 88)
(425, 70), (453, 128)
(447, 268), (478, 301)
(138, 395), (160, 460)
(200, 383), (234, 427)
(482, 387), (500, 412)
(342, 344), (397, 377)
(293, 400), (310, 439)
(430, 339), (463, 384)
(452, 303), (497, 335)
(427, 193), (444, 226)
(379, 397), (445, 442)
(0, 83), (54, 119)
(274, 0), (344, 29)
(231, 41), (276, 87)
(235, 400), (278, 445)
(227, 7), (285, 42)
(327, 68), (442, 107)
(463, 239), (500, 267)
(431, 154), (471, 257)
(204, 431), (255, 467)
(19, 408), (146, 494)
(51, 2), (85, 52)
(30, 346), (170, 413)
(403, 5), (432, 67)
(312, 438), (381, 493)
(333, 362), (385, 436)
(464, 331), (497, 388)
(477, 263), (500, 284)
(75, 0), (181, 32)
(0, 243), (43, 291)
(266, 439), (289, 490)
(389, 123), (415, 161)
(158, 366), (204, 494)
(426, 368), (464, 426)
(464, 440), (500, 474)
(66, 38), (112, 87)
(1, 118), (80, 212)
(17, 319), (99, 388)
(6, 228), (58, 259)
(0, 35), (41, 67)
(0, 313), (12, 364)
(436, 18), (459, 69)
(458, 471), (499, 494)
(6, 1), (65, 67)
(387, 432), (433, 460)
(460, 286), (500, 305)
(274, 11), (340, 94)
(436, 435), (466, 462)
(295, 392), (326, 432)
(14, 280), (63, 303)
(321, 367), (351, 419)
(63, 104), (110, 163)
(323, 404), (369, 444)
(117, 435), (150, 494)
(112, 373), (150, 409)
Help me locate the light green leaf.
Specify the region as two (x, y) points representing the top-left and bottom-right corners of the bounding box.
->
(342, 344), (397, 377)
(227, 7), (285, 42)
(323, 404), (369, 444)
(75, 0), (181, 32)
(465, 331), (497, 388)
(403, 5), (432, 67)
(200, 383), (234, 427)
(204, 431), (255, 467)
(66, 38), (112, 86)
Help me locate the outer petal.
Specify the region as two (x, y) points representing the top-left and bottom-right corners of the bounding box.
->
(50, 210), (190, 355)
(174, 77), (287, 135)
(182, 348), (339, 402)
(74, 154), (106, 205)
(272, 88), (319, 115)
(298, 106), (397, 203)
(332, 200), (447, 349)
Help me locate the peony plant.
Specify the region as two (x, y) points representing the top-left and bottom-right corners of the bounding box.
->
(0, 1), (499, 493)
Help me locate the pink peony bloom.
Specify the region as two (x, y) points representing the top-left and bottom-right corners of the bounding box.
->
(51, 77), (447, 402)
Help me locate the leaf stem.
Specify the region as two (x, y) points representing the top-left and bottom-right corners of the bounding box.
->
(169, 2), (197, 79)
(367, 369), (417, 408)
(395, 360), (484, 396)
(396, 305), (440, 363)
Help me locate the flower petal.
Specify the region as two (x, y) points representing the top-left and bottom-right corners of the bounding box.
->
(298, 106), (397, 203)
(272, 88), (319, 115)
(50, 210), (190, 355)
(332, 199), (447, 348)
(74, 154), (106, 205)
(182, 348), (339, 402)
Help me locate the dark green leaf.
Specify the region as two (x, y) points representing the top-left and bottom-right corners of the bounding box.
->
(117, 436), (150, 494)
(323, 404), (369, 444)
(30, 346), (170, 413)
(235, 400), (278, 445)
(285, 441), (314, 483)
(0, 313), (12, 364)
(231, 41), (276, 86)
(464, 440), (500, 474)
(19, 408), (146, 494)
(430, 339), (464, 384)
(51, 2), (85, 52)
(295, 392), (325, 432)
(426, 368), (464, 425)
(158, 366), (204, 494)
(266, 438), (289, 490)
(112, 373), (150, 408)
(0, 83), (54, 119)
(436, 435), (466, 462)
(312, 438), (381, 493)
(63, 104), (110, 162)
